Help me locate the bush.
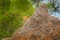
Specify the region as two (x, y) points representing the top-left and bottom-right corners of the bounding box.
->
(0, 0), (34, 40)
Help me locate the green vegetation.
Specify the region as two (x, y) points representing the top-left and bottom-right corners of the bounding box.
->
(0, 0), (34, 40)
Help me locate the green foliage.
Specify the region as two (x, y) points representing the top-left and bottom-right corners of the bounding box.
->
(0, 0), (34, 40)
(46, 3), (52, 8)
(12, 0), (32, 12)
(0, 0), (11, 11)
(0, 12), (22, 39)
